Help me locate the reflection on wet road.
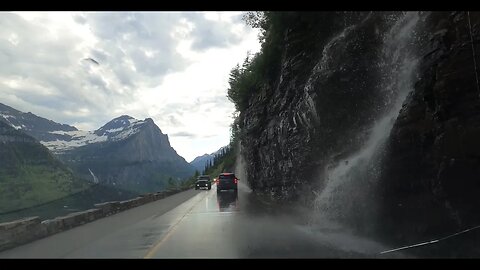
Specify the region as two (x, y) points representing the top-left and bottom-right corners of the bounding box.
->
(216, 190), (238, 212)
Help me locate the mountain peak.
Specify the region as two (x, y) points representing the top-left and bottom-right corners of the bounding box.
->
(144, 117), (161, 130)
(115, 115), (135, 120)
(94, 115), (145, 138)
(110, 115), (136, 123)
(101, 115), (139, 127)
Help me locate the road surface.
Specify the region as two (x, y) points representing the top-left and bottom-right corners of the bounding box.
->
(0, 182), (407, 258)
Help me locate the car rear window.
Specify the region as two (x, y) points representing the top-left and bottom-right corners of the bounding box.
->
(219, 174), (235, 179)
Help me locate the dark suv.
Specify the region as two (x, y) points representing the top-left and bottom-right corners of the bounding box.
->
(216, 173), (238, 193)
(195, 175), (211, 190)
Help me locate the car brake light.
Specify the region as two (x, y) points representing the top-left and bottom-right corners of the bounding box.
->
(234, 178), (238, 184)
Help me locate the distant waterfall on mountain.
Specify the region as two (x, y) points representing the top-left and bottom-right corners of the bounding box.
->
(88, 168), (99, 184)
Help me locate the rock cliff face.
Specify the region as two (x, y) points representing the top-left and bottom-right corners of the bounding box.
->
(379, 11), (480, 243)
(239, 11), (480, 244)
(240, 12), (406, 200)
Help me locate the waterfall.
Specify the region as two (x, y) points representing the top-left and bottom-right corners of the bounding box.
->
(88, 168), (99, 184)
(312, 12), (425, 232)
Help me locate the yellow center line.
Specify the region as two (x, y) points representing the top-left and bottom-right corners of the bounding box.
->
(143, 191), (209, 259)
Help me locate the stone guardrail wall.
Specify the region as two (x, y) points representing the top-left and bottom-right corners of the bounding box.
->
(0, 186), (192, 252)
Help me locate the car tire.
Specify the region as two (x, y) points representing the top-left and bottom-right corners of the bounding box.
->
(195, 187), (198, 190)
(208, 186), (211, 190)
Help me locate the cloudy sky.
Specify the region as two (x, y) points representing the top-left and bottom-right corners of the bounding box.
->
(0, 12), (261, 162)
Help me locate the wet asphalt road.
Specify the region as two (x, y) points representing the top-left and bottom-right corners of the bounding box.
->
(0, 181), (407, 258)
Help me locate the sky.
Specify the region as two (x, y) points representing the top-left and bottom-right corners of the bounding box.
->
(0, 12), (261, 162)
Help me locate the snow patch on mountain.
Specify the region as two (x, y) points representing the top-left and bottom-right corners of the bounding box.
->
(40, 116), (147, 153)
(42, 130), (108, 152)
(0, 113), (20, 129)
(110, 126), (141, 141)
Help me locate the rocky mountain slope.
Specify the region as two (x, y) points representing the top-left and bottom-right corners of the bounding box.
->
(0, 103), (78, 143)
(61, 115), (195, 193)
(0, 104), (195, 193)
(0, 120), (88, 213)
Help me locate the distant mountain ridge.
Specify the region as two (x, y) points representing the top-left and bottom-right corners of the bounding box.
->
(0, 103), (77, 143)
(190, 146), (229, 172)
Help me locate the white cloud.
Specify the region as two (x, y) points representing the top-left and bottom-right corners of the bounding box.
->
(0, 11), (261, 162)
